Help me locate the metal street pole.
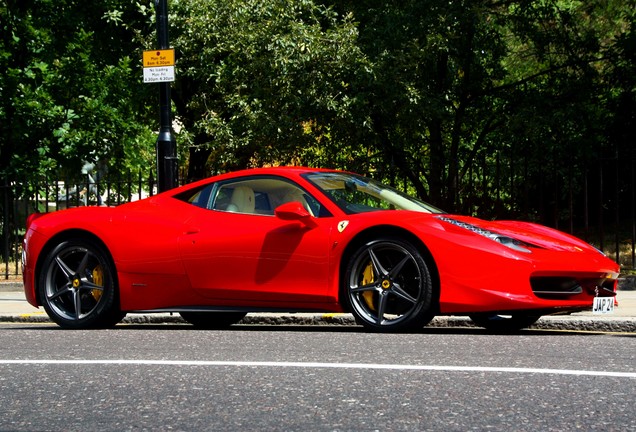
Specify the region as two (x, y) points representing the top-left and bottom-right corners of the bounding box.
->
(154, 0), (177, 192)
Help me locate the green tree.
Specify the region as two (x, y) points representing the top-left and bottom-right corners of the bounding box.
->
(3, 0), (633, 223)
(0, 0), (156, 182)
(169, 0), (368, 180)
(319, 0), (632, 218)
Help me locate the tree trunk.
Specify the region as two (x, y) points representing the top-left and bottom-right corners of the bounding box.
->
(187, 144), (212, 182)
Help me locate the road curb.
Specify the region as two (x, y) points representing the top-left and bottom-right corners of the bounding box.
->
(3, 275), (636, 293)
(2, 313), (635, 333)
(3, 278), (635, 332)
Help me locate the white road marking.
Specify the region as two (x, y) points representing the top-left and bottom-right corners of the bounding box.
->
(1, 359), (635, 378)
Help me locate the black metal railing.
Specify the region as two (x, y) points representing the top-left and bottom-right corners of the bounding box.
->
(0, 170), (157, 279)
(2, 158), (635, 280)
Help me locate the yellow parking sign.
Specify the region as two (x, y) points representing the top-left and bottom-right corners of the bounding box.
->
(143, 49), (175, 68)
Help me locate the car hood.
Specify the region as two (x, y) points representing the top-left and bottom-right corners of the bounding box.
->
(436, 214), (599, 254)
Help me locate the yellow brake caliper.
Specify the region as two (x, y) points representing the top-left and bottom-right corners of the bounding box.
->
(361, 262), (376, 311)
(91, 265), (104, 301)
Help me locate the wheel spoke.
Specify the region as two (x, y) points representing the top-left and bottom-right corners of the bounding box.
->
(391, 283), (418, 304)
(48, 284), (73, 301)
(79, 280), (104, 292)
(72, 288), (82, 320)
(76, 250), (90, 274)
(351, 282), (379, 294)
(375, 292), (389, 325)
(388, 255), (411, 279)
(368, 248), (388, 277)
(54, 256), (75, 279)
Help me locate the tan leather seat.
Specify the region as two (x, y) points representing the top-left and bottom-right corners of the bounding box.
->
(281, 190), (313, 216)
(226, 186), (255, 213)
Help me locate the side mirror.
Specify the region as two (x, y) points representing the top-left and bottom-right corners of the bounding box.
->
(275, 201), (312, 221)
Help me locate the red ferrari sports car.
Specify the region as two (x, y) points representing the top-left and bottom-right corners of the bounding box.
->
(22, 167), (619, 331)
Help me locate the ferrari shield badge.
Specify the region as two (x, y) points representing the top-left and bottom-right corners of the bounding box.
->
(337, 220), (349, 233)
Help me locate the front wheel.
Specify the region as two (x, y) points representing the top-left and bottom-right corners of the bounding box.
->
(38, 238), (123, 329)
(343, 238), (434, 332)
(469, 314), (541, 332)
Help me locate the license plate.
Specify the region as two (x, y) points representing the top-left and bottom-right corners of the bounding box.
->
(592, 296), (615, 314)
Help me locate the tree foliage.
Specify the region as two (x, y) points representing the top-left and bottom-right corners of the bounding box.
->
(325, 0), (634, 214)
(1, 0), (634, 224)
(0, 0), (156, 181)
(169, 0), (368, 180)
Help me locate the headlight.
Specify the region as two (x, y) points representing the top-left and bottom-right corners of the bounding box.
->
(488, 234), (532, 253)
(437, 216), (534, 253)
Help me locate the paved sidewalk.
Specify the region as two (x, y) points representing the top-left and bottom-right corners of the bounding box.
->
(1, 280), (635, 332)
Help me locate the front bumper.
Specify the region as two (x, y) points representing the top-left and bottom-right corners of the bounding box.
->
(437, 247), (619, 315)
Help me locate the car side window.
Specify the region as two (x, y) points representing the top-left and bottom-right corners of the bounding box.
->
(176, 183), (215, 209)
(209, 177), (326, 217)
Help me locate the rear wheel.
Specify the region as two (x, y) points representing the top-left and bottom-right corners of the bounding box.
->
(179, 311), (247, 329)
(39, 238), (123, 329)
(343, 237), (434, 332)
(469, 313), (541, 332)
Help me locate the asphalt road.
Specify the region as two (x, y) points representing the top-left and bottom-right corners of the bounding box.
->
(1, 324), (634, 431)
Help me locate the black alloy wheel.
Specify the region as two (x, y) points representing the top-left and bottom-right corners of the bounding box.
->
(39, 238), (123, 329)
(344, 237), (434, 332)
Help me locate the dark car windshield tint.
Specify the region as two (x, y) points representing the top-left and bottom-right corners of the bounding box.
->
(304, 172), (444, 215)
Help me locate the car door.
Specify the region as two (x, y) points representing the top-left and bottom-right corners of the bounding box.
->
(178, 176), (334, 306)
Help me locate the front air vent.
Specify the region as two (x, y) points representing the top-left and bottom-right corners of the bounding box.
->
(531, 277), (583, 299)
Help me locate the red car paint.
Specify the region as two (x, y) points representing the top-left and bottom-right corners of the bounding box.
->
(22, 167), (619, 323)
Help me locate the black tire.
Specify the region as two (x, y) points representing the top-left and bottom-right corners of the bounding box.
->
(179, 311), (247, 329)
(38, 238), (124, 329)
(343, 237), (434, 332)
(469, 313), (541, 332)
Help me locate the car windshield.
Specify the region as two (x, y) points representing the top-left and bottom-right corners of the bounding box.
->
(304, 172), (444, 215)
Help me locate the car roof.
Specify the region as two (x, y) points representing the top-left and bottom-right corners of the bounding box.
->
(166, 166), (340, 196)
